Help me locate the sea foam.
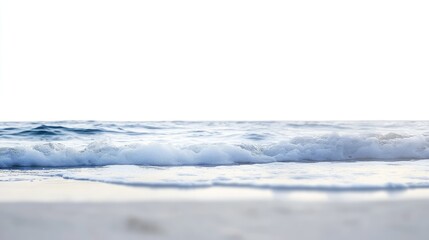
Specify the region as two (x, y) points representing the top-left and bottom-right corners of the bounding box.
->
(1, 133), (429, 167)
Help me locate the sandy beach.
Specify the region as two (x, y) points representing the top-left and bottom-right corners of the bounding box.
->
(2, 200), (429, 240)
(1, 179), (429, 240)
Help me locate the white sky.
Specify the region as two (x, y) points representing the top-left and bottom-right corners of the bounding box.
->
(1, 0), (428, 121)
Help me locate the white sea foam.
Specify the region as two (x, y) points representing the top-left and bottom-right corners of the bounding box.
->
(4, 161), (429, 191)
(1, 133), (429, 167)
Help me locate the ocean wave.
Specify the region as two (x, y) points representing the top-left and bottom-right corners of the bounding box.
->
(0, 124), (137, 138)
(3, 124), (106, 137)
(1, 133), (429, 167)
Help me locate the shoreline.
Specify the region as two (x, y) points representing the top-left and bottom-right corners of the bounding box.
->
(2, 179), (429, 239)
(2, 178), (429, 202)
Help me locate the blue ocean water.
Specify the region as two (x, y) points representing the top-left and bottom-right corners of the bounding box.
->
(1, 121), (429, 191)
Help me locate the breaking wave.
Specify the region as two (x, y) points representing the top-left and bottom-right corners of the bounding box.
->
(1, 133), (429, 167)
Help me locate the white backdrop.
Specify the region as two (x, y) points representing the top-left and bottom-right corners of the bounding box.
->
(1, 0), (428, 121)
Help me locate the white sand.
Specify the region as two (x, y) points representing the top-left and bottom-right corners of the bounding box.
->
(1, 179), (429, 240)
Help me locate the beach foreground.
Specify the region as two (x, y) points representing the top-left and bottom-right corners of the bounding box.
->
(1, 200), (429, 240)
(1, 179), (429, 240)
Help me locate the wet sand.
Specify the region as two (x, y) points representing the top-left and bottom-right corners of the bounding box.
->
(1, 179), (429, 240)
